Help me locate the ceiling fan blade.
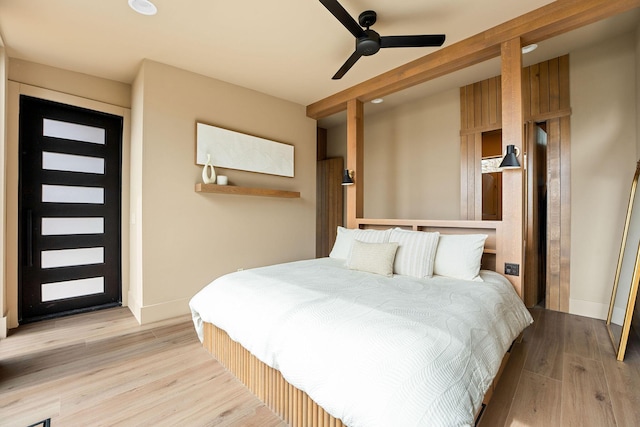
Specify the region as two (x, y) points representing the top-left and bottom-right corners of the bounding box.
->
(332, 50), (363, 80)
(319, 0), (366, 38)
(380, 34), (446, 48)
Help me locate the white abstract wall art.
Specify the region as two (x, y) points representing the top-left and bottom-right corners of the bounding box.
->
(196, 122), (294, 178)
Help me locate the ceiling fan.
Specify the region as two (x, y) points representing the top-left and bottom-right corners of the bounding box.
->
(320, 0), (446, 79)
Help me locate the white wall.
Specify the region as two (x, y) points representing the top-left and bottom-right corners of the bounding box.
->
(130, 60), (317, 323)
(570, 31), (638, 319)
(0, 47), (7, 337)
(327, 88), (461, 221)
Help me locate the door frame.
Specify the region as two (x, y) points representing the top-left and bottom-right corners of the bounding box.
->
(4, 83), (131, 330)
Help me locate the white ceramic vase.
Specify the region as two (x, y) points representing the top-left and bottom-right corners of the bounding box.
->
(202, 154), (216, 184)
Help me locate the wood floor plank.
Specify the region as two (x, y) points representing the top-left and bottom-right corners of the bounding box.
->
(57, 360), (240, 425)
(504, 370), (562, 426)
(564, 313), (601, 361)
(60, 342), (212, 415)
(0, 308), (283, 427)
(0, 393), (59, 427)
(524, 308), (565, 380)
(477, 333), (527, 427)
(595, 321), (640, 426)
(561, 353), (617, 427)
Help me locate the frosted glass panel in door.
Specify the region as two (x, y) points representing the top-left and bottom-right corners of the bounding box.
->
(41, 217), (104, 235)
(42, 184), (104, 204)
(43, 118), (106, 144)
(41, 277), (105, 302)
(42, 152), (105, 174)
(41, 247), (104, 269)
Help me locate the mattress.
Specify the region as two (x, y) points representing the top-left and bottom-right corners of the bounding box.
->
(189, 257), (533, 427)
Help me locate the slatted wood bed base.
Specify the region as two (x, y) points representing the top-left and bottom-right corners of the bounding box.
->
(201, 219), (512, 426)
(204, 322), (345, 427)
(203, 322), (513, 427)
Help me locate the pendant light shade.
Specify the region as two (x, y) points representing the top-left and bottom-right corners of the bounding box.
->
(499, 145), (521, 169)
(342, 169), (354, 185)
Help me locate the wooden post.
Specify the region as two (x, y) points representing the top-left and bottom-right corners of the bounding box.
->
(500, 38), (524, 298)
(346, 99), (364, 228)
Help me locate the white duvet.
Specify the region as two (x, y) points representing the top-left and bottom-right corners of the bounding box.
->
(189, 258), (532, 427)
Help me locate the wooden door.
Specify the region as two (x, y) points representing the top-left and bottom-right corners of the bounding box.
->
(316, 157), (343, 257)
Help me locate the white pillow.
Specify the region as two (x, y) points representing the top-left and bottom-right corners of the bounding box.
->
(347, 240), (399, 277)
(389, 229), (440, 278)
(329, 226), (392, 260)
(329, 227), (354, 259)
(434, 234), (488, 281)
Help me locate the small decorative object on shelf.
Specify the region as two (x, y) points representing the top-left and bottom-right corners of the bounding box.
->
(217, 175), (228, 186)
(202, 154), (216, 184)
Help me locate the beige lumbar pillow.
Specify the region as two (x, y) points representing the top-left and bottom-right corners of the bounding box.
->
(347, 240), (399, 277)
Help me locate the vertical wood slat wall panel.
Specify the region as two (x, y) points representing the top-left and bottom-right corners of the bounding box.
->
(538, 61), (550, 115)
(481, 80), (490, 126)
(488, 77), (500, 126)
(522, 67), (531, 120)
(460, 135), (469, 218)
(204, 323), (345, 427)
(460, 86), (468, 130)
(546, 118), (561, 310)
(559, 116), (571, 312)
(548, 57), (560, 112)
(529, 63), (541, 118)
(460, 77), (501, 220)
(474, 133), (483, 220)
(460, 55), (570, 310)
(474, 82), (483, 128)
(559, 56), (571, 111)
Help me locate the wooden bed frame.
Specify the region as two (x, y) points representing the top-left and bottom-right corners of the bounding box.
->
(201, 219), (511, 426)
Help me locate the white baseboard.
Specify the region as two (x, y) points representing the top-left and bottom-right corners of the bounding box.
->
(136, 298), (192, 324)
(569, 298), (609, 320)
(126, 290), (142, 324)
(0, 316), (7, 339)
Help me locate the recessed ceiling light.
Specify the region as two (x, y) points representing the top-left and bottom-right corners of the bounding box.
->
(128, 0), (157, 16)
(521, 44), (538, 54)
(371, 98), (384, 104)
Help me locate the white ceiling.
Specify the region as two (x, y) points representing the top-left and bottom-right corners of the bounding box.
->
(0, 0), (637, 122)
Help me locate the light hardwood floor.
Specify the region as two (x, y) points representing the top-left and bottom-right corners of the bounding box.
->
(478, 306), (640, 427)
(0, 308), (285, 427)
(1, 306), (638, 426)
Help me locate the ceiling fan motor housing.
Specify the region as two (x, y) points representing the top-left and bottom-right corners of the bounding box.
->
(357, 30), (381, 55)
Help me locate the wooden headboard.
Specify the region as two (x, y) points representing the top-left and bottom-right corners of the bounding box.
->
(356, 218), (502, 272)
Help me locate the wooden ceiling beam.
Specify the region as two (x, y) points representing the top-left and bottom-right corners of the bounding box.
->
(306, 0), (640, 120)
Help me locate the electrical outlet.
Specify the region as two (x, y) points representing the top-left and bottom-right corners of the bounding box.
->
(505, 263), (520, 276)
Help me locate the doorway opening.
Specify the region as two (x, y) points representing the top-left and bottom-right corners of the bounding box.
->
(525, 122), (548, 307)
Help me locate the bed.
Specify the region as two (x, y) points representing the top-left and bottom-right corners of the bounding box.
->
(190, 222), (532, 427)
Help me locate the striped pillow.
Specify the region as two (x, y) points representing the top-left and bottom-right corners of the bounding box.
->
(329, 227), (392, 260)
(389, 228), (440, 278)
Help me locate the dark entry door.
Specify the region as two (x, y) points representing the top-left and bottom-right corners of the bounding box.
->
(19, 95), (123, 323)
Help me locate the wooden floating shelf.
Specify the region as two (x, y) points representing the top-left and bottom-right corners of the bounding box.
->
(195, 183), (300, 198)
